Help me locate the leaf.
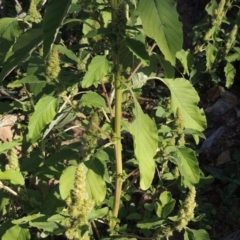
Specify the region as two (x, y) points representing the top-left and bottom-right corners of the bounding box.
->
(0, 170), (24, 185)
(12, 214), (44, 224)
(156, 191), (176, 218)
(89, 207), (109, 221)
(173, 147), (200, 187)
(176, 49), (194, 76)
(119, 39), (139, 70)
(225, 52), (240, 62)
(138, 0), (183, 65)
(43, 106), (76, 139)
(158, 55), (175, 78)
(126, 213), (142, 220)
(184, 228), (210, 240)
(80, 91), (107, 108)
(26, 52), (47, 98)
(131, 72), (148, 89)
(47, 214), (66, 222)
(125, 38), (149, 66)
(82, 55), (110, 88)
(0, 23), (43, 82)
(205, 0), (218, 16)
(42, 0), (71, 59)
(28, 96), (58, 141)
(130, 101), (158, 190)
(55, 45), (80, 63)
(0, 18), (20, 64)
(82, 19), (96, 36)
(0, 141), (21, 154)
(45, 149), (79, 166)
(137, 218), (165, 229)
(206, 42), (218, 71)
(59, 166), (76, 200)
(2, 225), (30, 240)
(8, 75), (45, 88)
(224, 62), (236, 88)
(29, 220), (59, 232)
(85, 159), (106, 205)
(161, 78), (206, 132)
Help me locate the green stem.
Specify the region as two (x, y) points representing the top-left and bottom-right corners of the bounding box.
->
(112, 64), (123, 221)
(111, 0), (123, 227)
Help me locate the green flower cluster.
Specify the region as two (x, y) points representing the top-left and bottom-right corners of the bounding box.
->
(225, 24), (238, 54)
(81, 112), (99, 161)
(6, 148), (19, 171)
(156, 187), (196, 239)
(28, 2), (42, 23)
(46, 45), (61, 81)
(213, 0), (227, 27)
(65, 164), (94, 240)
(174, 108), (185, 145)
(111, 0), (127, 34)
(175, 187), (196, 231)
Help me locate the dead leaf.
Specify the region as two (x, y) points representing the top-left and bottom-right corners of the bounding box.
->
(0, 115), (18, 142)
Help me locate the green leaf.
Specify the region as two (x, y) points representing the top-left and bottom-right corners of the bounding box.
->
(27, 51), (45, 75)
(174, 147), (200, 187)
(28, 96), (58, 141)
(119, 39), (139, 70)
(158, 55), (175, 78)
(2, 225), (30, 240)
(156, 191), (176, 218)
(224, 62), (236, 88)
(206, 42), (218, 71)
(85, 159), (106, 205)
(41, 187), (65, 216)
(82, 19), (96, 36)
(45, 149), (79, 166)
(89, 207), (109, 221)
(0, 24), (43, 82)
(0, 170), (24, 185)
(137, 218), (165, 229)
(82, 55), (110, 88)
(47, 214), (66, 222)
(161, 78), (206, 132)
(205, 0), (218, 16)
(26, 52), (47, 98)
(0, 195), (9, 216)
(176, 50), (194, 76)
(8, 75), (45, 88)
(131, 72), (148, 89)
(43, 106), (76, 139)
(184, 228), (210, 240)
(126, 213), (142, 220)
(59, 166), (76, 200)
(225, 52), (240, 62)
(0, 18), (20, 64)
(0, 141), (21, 154)
(130, 101), (158, 190)
(12, 214), (44, 224)
(80, 91), (107, 108)
(125, 38), (149, 66)
(43, 0), (71, 59)
(29, 220), (59, 232)
(55, 44), (80, 63)
(138, 0), (183, 65)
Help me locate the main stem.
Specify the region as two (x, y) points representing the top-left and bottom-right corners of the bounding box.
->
(112, 62), (123, 220)
(111, 0), (123, 226)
